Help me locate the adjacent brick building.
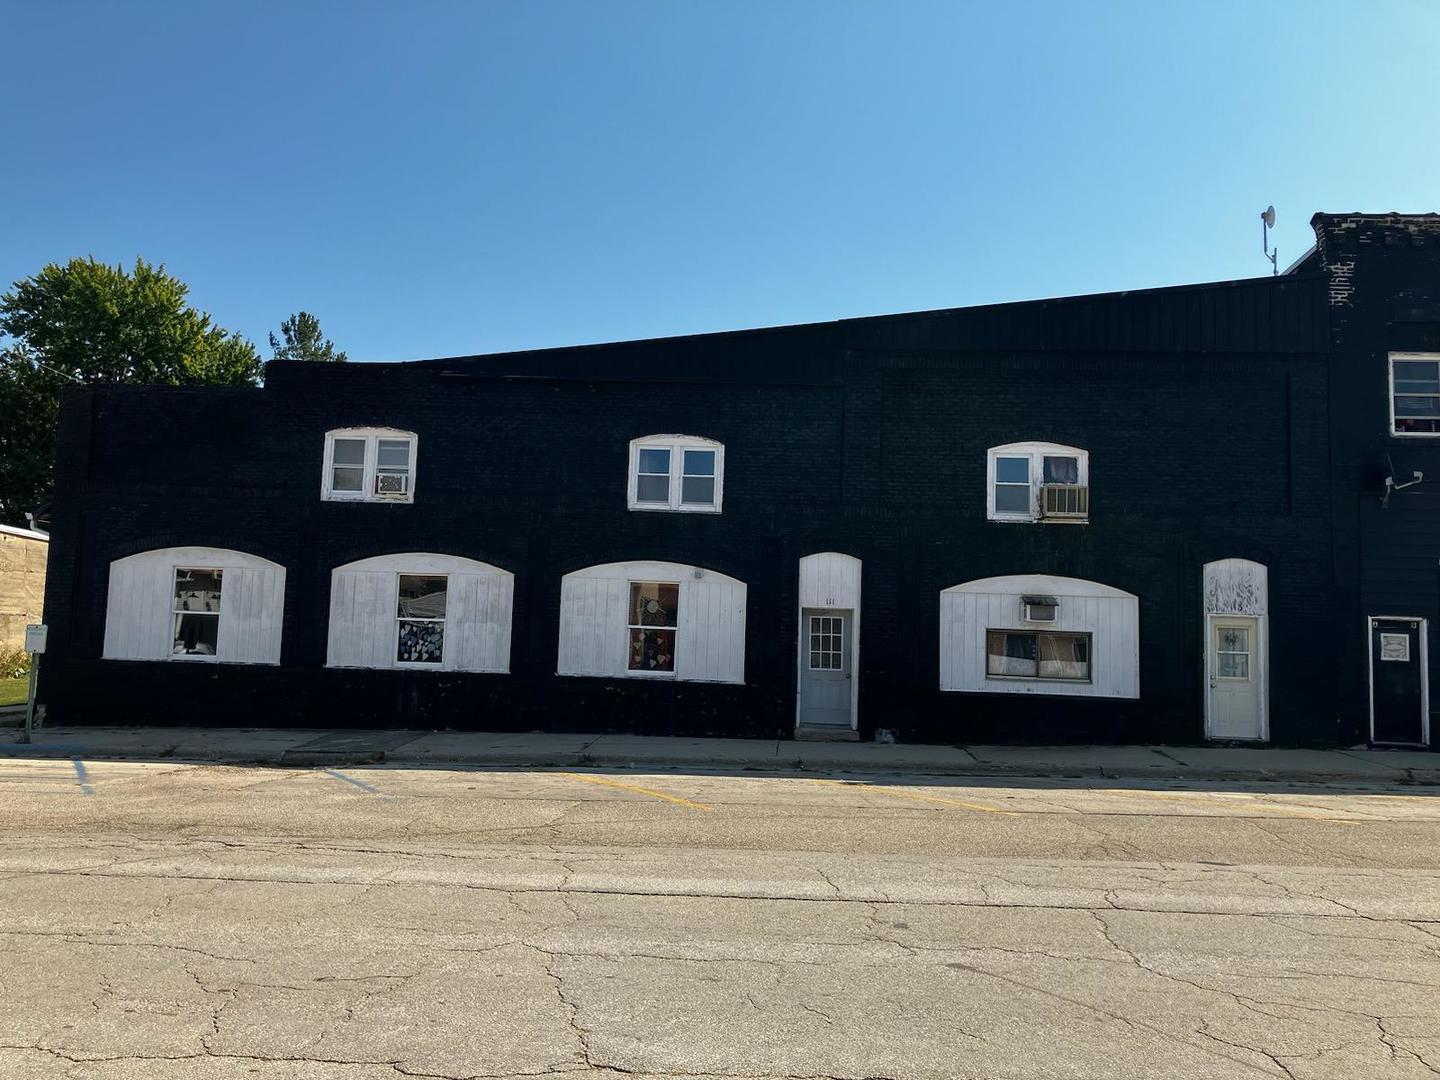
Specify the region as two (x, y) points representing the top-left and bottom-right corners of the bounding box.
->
(33, 212), (1440, 748)
(0, 524), (48, 653)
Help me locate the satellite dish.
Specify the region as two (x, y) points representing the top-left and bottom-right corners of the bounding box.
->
(1262, 205), (1276, 228)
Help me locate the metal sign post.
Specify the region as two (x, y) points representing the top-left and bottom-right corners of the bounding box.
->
(22, 623), (46, 745)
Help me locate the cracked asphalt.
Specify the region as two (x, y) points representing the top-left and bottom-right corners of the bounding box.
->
(0, 758), (1438, 1079)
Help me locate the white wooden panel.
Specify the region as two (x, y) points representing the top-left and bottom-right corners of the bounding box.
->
(217, 566), (285, 665)
(326, 553), (513, 673)
(102, 557), (171, 660)
(1203, 559), (1268, 615)
(799, 551), (861, 609)
(557, 561), (745, 684)
(327, 571), (396, 669)
(939, 574), (1139, 699)
(103, 547), (285, 665)
(678, 578), (746, 683)
(447, 572), (514, 673)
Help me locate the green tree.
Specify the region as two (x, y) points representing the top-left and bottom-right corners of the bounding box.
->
(0, 257), (260, 524)
(268, 311), (347, 363)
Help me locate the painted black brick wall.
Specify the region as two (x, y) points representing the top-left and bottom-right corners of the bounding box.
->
(38, 271), (1354, 744)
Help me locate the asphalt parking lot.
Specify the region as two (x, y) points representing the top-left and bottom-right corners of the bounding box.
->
(1, 759), (1438, 1078)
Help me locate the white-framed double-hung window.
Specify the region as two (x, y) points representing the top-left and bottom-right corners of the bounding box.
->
(322, 428), (418, 502)
(1390, 353), (1440, 436)
(986, 442), (1089, 522)
(627, 435), (724, 512)
(171, 567), (224, 658)
(627, 581), (679, 674)
(396, 574), (447, 665)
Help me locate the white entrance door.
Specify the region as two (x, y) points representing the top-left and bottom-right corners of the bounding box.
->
(1206, 616), (1264, 740)
(799, 609), (852, 728)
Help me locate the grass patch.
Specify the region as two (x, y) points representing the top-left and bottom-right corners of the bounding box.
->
(0, 677), (29, 708)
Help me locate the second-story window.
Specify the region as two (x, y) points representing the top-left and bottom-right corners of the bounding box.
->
(986, 442), (1089, 523)
(322, 428), (418, 503)
(1390, 353), (1440, 435)
(627, 435), (724, 513)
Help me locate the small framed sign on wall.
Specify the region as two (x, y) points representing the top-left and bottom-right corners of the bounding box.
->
(1380, 632), (1411, 662)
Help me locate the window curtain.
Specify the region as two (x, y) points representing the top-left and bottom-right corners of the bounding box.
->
(1042, 456), (1079, 484)
(1038, 633), (1088, 679)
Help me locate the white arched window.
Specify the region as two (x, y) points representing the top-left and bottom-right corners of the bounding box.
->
(326, 553), (513, 672)
(986, 442), (1089, 523)
(322, 427), (418, 503)
(557, 560), (746, 683)
(626, 435), (724, 513)
(103, 547), (286, 664)
(939, 574), (1138, 698)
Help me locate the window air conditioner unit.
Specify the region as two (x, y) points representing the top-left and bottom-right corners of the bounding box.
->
(1022, 595), (1058, 623)
(375, 473), (410, 496)
(1040, 483), (1088, 519)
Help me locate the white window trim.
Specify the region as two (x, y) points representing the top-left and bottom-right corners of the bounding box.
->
(394, 572), (447, 669)
(1388, 353), (1440, 438)
(625, 580), (680, 678)
(626, 434), (724, 513)
(170, 566), (224, 662)
(322, 427), (418, 503)
(986, 441), (1089, 523)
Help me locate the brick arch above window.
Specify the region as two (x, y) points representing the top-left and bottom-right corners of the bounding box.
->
(626, 435), (724, 513)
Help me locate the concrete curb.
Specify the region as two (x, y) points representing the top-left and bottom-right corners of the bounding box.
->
(2, 729), (1435, 785)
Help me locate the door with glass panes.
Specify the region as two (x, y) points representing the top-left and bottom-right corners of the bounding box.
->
(799, 609), (852, 728)
(1206, 616), (1263, 740)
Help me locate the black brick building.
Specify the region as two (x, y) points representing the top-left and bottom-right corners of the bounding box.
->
(34, 212), (1440, 748)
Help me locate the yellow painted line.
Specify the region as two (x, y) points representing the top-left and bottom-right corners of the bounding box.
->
(558, 772), (713, 812)
(1124, 788), (1363, 824)
(810, 778), (1020, 815)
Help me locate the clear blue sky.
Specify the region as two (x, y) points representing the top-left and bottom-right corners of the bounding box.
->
(2, 1), (1436, 361)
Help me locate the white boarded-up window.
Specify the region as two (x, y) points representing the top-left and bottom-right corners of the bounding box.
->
(103, 547), (286, 665)
(558, 560), (745, 683)
(940, 574), (1138, 698)
(327, 553), (513, 673)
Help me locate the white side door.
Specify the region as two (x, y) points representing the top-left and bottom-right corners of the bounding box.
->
(799, 609), (852, 728)
(1206, 616), (1264, 740)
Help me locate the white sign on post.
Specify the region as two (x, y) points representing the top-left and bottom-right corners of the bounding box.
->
(25, 623), (47, 654)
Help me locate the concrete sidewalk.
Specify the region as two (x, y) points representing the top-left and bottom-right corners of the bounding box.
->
(1, 724), (1437, 784)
